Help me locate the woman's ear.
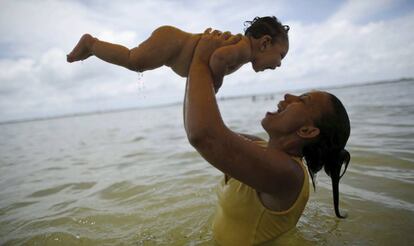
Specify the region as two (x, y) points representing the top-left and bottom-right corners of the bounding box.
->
(297, 125), (320, 139)
(260, 35), (272, 51)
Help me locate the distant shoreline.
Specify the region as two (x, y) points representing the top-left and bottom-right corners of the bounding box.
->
(1, 77), (412, 125)
(217, 77), (414, 101)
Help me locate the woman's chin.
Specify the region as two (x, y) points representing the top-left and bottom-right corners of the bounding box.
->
(261, 117), (270, 131)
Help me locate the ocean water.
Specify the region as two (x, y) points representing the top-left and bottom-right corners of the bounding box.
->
(0, 80), (413, 245)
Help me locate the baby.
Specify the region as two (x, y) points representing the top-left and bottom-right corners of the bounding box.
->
(67, 16), (289, 92)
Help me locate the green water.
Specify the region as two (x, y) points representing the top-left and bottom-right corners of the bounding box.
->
(1, 80), (413, 245)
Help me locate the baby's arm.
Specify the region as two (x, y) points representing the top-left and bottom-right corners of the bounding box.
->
(209, 36), (251, 91)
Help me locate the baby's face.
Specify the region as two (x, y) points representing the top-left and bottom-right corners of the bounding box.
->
(252, 41), (289, 72)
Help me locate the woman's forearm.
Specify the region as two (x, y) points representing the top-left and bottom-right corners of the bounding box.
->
(184, 28), (241, 145)
(184, 56), (225, 144)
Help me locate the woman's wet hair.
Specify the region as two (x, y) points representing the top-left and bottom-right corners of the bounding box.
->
(244, 16), (290, 44)
(302, 93), (351, 218)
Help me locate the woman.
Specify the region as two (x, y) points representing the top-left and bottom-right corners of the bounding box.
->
(184, 29), (351, 245)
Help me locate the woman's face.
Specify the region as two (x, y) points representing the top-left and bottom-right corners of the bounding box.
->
(261, 91), (333, 136)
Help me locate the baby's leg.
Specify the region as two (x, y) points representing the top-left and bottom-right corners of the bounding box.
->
(67, 27), (179, 73)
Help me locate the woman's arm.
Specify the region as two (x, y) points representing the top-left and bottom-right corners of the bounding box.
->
(184, 29), (301, 195)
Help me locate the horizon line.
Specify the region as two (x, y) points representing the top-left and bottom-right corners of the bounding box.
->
(1, 77), (412, 125)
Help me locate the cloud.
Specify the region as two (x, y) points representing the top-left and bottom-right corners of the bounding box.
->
(0, 0), (413, 121)
(282, 10), (414, 85)
(329, 0), (396, 23)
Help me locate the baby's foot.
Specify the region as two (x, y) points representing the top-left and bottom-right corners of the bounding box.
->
(66, 34), (96, 63)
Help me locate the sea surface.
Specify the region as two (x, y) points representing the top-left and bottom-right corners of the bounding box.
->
(1, 80), (413, 245)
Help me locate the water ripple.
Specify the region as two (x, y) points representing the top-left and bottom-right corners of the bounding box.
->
(28, 182), (96, 198)
(318, 181), (414, 212)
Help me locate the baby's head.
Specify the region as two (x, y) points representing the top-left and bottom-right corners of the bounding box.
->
(244, 16), (290, 72)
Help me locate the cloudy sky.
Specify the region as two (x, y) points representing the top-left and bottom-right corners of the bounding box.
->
(0, 0), (413, 122)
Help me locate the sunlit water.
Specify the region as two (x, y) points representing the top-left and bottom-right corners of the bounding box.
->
(1, 80), (413, 245)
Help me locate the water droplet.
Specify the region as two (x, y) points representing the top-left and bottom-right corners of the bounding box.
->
(136, 72), (146, 99)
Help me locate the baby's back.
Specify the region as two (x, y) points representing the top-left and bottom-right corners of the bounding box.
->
(170, 33), (202, 77)
(154, 26), (201, 77)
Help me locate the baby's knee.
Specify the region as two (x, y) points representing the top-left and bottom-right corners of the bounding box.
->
(126, 61), (143, 72)
(127, 59), (146, 72)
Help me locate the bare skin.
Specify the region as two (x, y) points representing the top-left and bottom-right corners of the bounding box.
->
(184, 29), (333, 211)
(66, 34), (96, 63)
(67, 25), (288, 91)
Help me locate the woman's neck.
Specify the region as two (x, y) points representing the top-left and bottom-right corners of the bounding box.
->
(268, 134), (304, 157)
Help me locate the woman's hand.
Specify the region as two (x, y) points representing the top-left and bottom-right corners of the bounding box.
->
(193, 28), (240, 64)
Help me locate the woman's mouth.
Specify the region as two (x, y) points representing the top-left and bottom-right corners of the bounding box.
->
(277, 102), (285, 113)
(266, 108), (281, 116)
(266, 102), (285, 116)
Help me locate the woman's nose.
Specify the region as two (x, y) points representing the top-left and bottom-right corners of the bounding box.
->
(284, 93), (298, 101)
(284, 93), (292, 100)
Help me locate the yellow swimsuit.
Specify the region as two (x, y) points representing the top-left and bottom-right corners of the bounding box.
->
(212, 141), (309, 245)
